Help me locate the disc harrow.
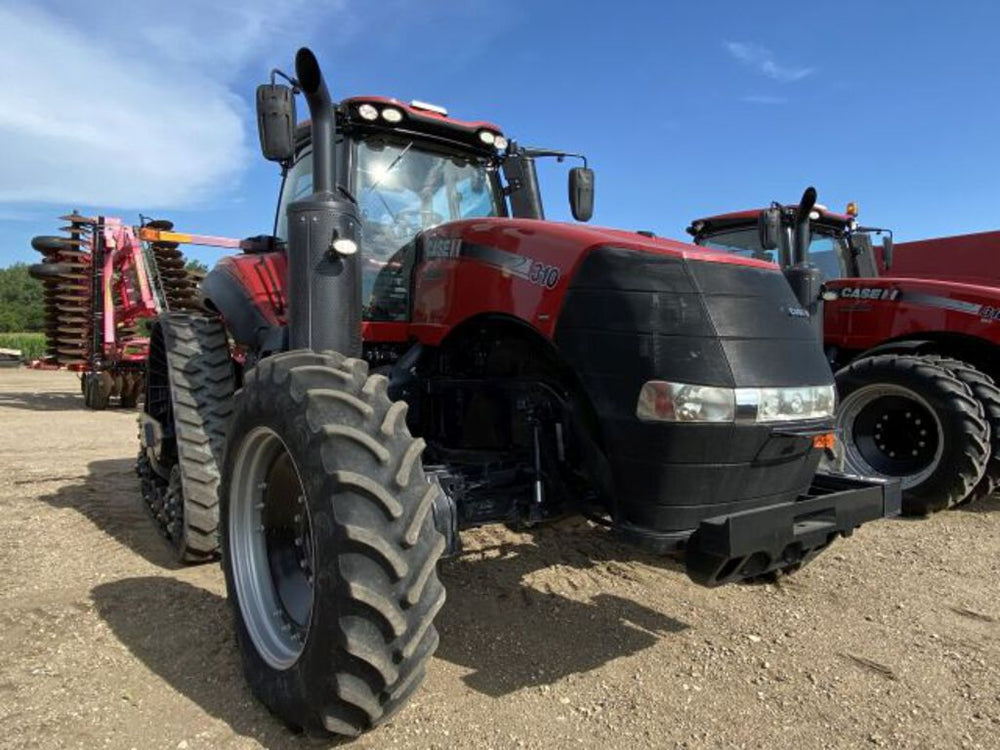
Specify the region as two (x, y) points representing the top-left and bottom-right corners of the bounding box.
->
(28, 212), (205, 407)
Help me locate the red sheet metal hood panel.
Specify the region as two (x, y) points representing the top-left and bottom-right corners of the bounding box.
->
(427, 218), (778, 270)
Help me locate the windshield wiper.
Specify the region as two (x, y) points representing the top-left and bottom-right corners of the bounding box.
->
(363, 142), (414, 219)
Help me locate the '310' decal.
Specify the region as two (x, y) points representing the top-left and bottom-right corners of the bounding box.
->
(528, 261), (560, 289)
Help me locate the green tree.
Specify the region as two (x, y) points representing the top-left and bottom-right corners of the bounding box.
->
(0, 264), (45, 332)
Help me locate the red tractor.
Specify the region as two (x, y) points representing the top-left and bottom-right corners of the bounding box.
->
(137, 50), (896, 735)
(688, 189), (1000, 515)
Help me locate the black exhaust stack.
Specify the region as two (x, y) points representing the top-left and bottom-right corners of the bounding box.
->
(285, 48), (362, 356)
(783, 186), (824, 340)
(791, 186), (816, 266)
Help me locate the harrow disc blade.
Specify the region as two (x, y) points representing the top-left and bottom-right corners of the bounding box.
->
(155, 258), (186, 270)
(28, 263), (89, 281)
(32, 236), (89, 252)
(151, 246), (183, 260)
(59, 213), (95, 224)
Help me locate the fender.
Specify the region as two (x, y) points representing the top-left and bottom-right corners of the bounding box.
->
(855, 338), (935, 358)
(201, 254), (287, 352)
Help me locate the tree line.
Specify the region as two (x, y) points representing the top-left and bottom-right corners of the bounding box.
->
(0, 259), (209, 332)
(0, 264), (44, 332)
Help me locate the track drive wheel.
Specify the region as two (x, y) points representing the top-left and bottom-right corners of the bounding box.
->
(917, 356), (1000, 506)
(221, 350), (445, 736)
(835, 355), (989, 515)
(139, 313), (235, 561)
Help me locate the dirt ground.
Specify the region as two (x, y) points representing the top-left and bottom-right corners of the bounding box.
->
(0, 369), (997, 750)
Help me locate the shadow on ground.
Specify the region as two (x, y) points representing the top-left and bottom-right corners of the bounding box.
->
(91, 577), (338, 750)
(436, 523), (690, 696)
(960, 493), (1000, 514)
(38, 457), (181, 569)
(93, 522), (690, 740)
(0, 383), (139, 413)
(0, 389), (85, 411)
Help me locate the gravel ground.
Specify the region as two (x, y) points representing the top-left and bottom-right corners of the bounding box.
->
(0, 369), (997, 750)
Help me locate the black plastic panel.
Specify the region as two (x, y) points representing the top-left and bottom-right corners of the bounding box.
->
(553, 245), (839, 538)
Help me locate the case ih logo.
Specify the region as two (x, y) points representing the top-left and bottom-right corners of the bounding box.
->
(425, 237), (561, 290)
(836, 287), (900, 301)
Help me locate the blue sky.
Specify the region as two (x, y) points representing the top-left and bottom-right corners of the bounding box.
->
(2, 1), (999, 267)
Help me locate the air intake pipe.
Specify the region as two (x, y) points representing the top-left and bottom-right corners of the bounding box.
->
(784, 186), (824, 340)
(285, 47), (362, 356)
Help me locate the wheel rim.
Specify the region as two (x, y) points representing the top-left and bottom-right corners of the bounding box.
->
(229, 426), (314, 670)
(838, 384), (944, 489)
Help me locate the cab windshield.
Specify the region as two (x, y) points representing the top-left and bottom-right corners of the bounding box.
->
(276, 139), (501, 322)
(357, 138), (501, 263)
(696, 225), (852, 281)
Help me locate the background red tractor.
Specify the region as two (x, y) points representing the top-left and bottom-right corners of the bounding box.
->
(136, 50), (896, 735)
(688, 190), (1000, 515)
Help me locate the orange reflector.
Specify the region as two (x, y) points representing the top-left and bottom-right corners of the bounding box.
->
(138, 228), (193, 244)
(812, 433), (836, 450)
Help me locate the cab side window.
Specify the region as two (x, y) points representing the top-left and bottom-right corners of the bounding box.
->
(275, 152), (313, 240)
(808, 235), (848, 281)
(701, 228), (779, 264)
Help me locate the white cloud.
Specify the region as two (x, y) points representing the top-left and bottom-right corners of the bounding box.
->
(742, 95), (787, 105)
(725, 42), (814, 83)
(0, 2), (342, 209)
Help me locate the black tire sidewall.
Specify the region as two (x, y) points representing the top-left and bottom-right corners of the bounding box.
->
(836, 357), (984, 509)
(220, 375), (342, 731)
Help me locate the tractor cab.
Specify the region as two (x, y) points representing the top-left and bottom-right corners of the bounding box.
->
(687, 199), (894, 283)
(265, 96), (594, 323)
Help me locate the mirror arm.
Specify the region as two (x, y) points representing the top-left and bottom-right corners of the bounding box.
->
(270, 68), (300, 93)
(520, 147), (588, 169)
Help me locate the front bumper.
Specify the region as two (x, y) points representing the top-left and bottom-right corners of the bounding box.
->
(617, 471), (900, 586)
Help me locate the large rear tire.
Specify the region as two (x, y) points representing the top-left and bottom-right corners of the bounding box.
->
(835, 355), (989, 515)
(221, 350), (445, 736)
(917, 355), (1000, 506)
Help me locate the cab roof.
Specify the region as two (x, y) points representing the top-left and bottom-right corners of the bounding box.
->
(294, 96), (506, 157)
(687, 205), (854, 237)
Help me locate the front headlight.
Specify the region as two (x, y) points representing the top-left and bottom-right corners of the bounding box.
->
(637, 381), (835, 423)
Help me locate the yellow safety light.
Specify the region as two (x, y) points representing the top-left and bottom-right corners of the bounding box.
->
(846, 201), (859, 217)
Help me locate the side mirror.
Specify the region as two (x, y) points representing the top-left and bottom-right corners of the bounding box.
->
(256, 84), (297, 163)
(881, 235), (894, 271)
(569, 167), (594, 222)
(758, 208), (781, 250)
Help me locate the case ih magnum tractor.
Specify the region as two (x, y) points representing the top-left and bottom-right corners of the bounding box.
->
(138, 50), (896, 735)
(688, 189), (1000, 515)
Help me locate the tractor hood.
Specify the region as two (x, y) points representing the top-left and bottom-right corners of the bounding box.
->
(418, 218), (830, 392)
(413, 219), (833, 394)
(423, 217), (779, 272)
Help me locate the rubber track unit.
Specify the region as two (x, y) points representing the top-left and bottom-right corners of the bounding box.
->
(835, 354), (989, 515)
(918, 355), (1000, 506)
(156, 313), (234, 561)
(221, 350), (446, 736)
